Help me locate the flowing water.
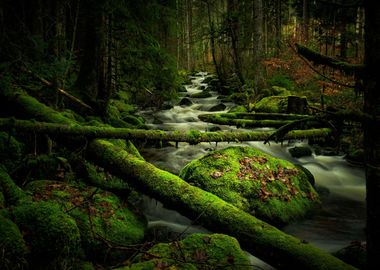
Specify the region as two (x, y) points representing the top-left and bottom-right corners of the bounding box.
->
(138, 72), (366, 269)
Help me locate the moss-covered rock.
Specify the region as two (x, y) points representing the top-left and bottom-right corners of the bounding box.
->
(254, 95), (308, 114)
(179, 146), (320, 226)
(122, 233), (251, 270)
(0, 215), (28, 270)
(11, 201), (82, 268)
(25, 180), (147, 263)
(254, 96), (289, 113)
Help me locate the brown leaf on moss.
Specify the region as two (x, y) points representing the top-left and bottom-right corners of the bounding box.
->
(260, 188), (271, 201)
(192, 249), (208, 263)
(210, 171), (224, 178)
(202, 236), (212, 244)
(288, 185), (299, 196)
(252, 156), (268, 165)
(307, 191), (318, 200)
(227, 255), (235, 264)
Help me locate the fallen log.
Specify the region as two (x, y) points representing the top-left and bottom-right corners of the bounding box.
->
(0, 118), (333, 144)
(1, 90), (356, 270)
(295, 43), (364, 76)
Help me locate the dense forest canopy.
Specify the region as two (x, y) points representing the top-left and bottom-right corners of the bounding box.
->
(2, 0), (380, 269)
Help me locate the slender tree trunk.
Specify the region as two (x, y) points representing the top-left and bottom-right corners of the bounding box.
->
(275, 0), (282, 57)
(364, 2), (380, 269)
(303, 0), (310, 42)
(340, 12), (348, 59)
(227, 0), (244, 86)
(253, 0), (264, 93)
(186, 0), (193, 71)
(205, 0), (224, 84)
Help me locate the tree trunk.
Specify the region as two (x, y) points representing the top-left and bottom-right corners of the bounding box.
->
(227, 0), (244, 85)
(0, 118), (333, 144)
(1, 90), (356, 270)
(186, 0), (193, 71)
(205, 0), (224, 85)
(303, 0), (310, 42)
(253, 0), (264, 92)
(363, 2), (380, 269)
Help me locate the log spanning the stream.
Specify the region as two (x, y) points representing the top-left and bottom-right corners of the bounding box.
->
(0, 118), (333, 144)
(1, 90), (356, 270)
(198, 112), (320, 128)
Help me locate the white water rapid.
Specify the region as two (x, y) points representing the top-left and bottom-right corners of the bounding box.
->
(138, 72), (366, 269)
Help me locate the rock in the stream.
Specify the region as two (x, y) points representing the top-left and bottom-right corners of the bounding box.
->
(208, 103), (227, 112)
(179, 97), (193, 106)
(180, 146), (320, 227)
(289, 146), (313, 158)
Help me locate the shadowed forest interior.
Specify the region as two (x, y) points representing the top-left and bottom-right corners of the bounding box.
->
(1, 1), (379, 270)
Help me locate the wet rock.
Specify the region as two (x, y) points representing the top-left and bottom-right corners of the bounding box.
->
(179, 97), (193, 106)
(289, 146), (313, 158)
(208, 103), (226, 112)
(333, 241), (366, 270)
(189, 91), (212, 98)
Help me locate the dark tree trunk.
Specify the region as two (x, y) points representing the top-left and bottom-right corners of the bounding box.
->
(363, 1), (380, 269)
(253, 0), (264, 92)
(75, 0), (111, 117)
(227, 0), (244, 86)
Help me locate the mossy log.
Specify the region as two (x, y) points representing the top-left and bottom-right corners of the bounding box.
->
(1, 91), (356, 270)
(198, 112), (322, 129)
(88, 140), (355, 270)
(295, 43), (364, 76)
(0, 118), (333, 144)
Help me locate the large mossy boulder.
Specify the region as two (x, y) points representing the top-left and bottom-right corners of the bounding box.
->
(0, 132), (24, 171)
(122, 233), (250, 270)
(254, 95), (308, 114)
(0, 215), (28, 270)
(10, 201), (82, 268)
(179, 146), (320, 226)
(25, 180), (147, 263)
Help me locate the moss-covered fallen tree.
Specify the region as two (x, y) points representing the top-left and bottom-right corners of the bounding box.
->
(0, 117), (333, 144)
(295, 43), (364, 76)
(1, 90), (356, 270)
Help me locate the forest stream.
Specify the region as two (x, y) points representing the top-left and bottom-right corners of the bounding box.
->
(138, 72), (366, 269)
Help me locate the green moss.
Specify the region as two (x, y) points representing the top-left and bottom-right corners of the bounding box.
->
(0, 131), (25, 171)
(180, 146), (320, 226)
(254, 96), (289, 113)
(0, 191), (4, 208)
(25, 180), (147, 263)
(0, 215), (28, 270)
(0, 166), (29, 206)
(122, 233), (250, 270)
(11, 201), (82, 268)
